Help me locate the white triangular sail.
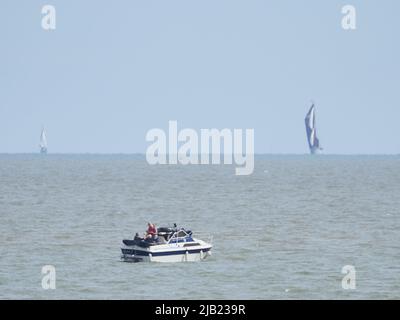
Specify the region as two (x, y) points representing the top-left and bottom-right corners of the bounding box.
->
(40, 128), (47, 154)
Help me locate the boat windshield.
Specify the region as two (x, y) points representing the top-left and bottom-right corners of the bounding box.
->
(167, 229), (193, 244)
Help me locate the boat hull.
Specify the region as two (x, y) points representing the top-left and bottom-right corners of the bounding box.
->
(122, 250), (212, 263)
(310, 147), (322, 155)
(121, 239), (212, 263)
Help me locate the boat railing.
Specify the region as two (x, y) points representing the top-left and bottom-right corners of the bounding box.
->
(167, 229), (190, 245)
(165, 230), (211, 245)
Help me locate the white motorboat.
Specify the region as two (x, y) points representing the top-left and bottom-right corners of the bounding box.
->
(121, 226), (212, 263)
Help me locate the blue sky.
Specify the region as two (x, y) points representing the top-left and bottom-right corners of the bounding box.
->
(0, 0), (399, 154)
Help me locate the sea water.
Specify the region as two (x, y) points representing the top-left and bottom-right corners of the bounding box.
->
(0, 154), (400, 299)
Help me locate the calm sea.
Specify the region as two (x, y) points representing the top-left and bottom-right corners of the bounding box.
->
(1, 154), (400, 299)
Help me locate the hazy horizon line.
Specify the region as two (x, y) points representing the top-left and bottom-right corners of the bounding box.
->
(0, 152), (399, 156)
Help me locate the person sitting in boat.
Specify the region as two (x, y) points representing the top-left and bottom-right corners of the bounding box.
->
(145, 222), (157, 240)
(134, 232), (142, 241)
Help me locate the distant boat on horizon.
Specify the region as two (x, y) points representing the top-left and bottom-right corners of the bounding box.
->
(305, 103), (322, 155)
(39, 127), (48, 154)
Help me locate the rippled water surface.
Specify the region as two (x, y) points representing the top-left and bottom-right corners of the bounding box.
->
(1, 155), (400, 299)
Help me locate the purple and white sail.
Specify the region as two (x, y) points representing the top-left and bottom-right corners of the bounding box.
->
(305, 104), (322, 154)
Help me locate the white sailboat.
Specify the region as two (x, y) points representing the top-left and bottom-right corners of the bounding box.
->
(305, 103), (322, 154)
(39, 127), (48, 154)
